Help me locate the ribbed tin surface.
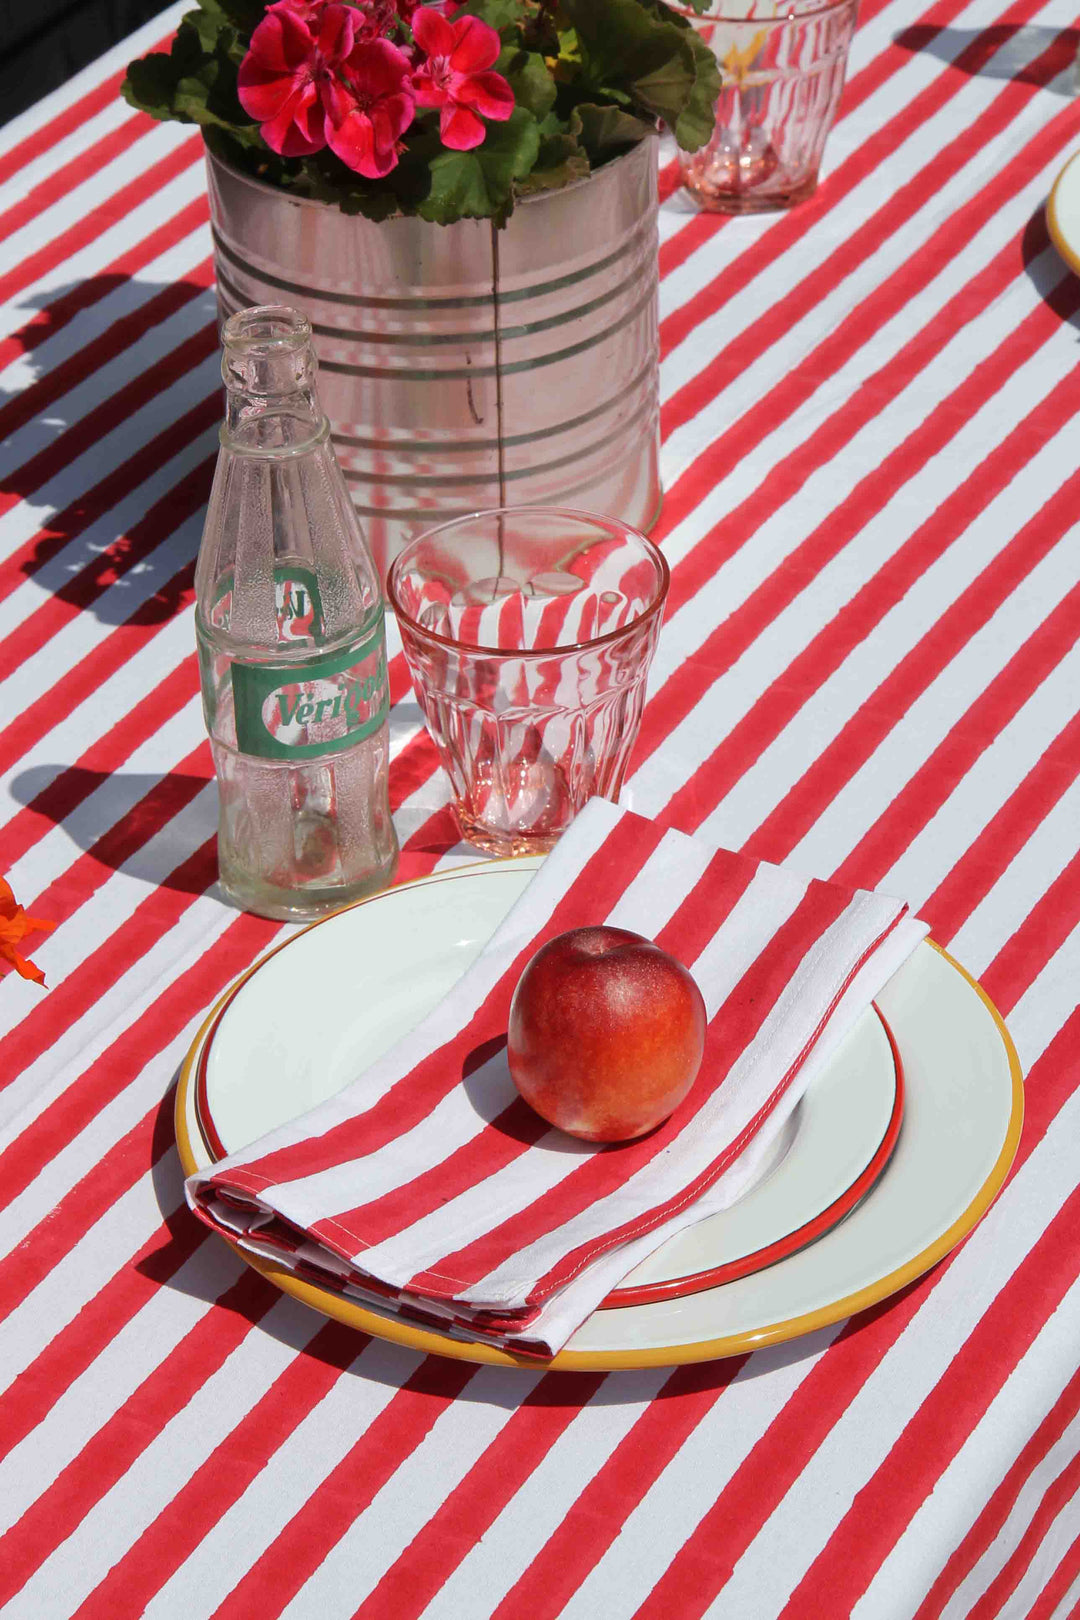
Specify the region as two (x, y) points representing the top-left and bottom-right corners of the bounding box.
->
(207, 138), (662, 581)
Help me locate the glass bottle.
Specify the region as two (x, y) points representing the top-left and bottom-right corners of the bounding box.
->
(195, 305), (398, 921)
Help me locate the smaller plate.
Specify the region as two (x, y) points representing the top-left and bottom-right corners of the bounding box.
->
(192, 859), (903, 1311)
(1048, 149), (1080, 276)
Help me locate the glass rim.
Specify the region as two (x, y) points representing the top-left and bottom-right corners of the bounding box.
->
(667, 0), (857, 22)
(386, 506), (671, 657)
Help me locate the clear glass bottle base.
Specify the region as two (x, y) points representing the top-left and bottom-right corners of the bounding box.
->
(218, 852), (398, 922)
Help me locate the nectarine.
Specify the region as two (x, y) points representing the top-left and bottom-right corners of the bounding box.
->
(507, 926), (707, 1142)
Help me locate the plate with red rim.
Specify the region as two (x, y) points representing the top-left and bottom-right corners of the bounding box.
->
(188, 857), (902, 1309)
(175, 856), (1022, 1368)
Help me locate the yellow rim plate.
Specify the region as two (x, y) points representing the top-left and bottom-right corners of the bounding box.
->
(175, 864), (1023, 1371)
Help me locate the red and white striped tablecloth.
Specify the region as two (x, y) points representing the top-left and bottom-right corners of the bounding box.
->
(2, 2), (1080, 1613)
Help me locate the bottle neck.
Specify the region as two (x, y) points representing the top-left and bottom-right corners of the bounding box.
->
(220, 305), (327, 456)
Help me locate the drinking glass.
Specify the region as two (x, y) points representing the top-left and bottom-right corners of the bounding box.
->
(673, 0), (858, 213)
(387, 508), (669, 855)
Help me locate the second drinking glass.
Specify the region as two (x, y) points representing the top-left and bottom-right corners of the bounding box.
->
(388, 509), (669, 855)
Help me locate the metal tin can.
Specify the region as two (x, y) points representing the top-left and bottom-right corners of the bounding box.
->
(206, 137), (662, 582)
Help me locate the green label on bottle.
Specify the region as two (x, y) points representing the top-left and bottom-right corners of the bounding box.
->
(232, 617), (390, 762)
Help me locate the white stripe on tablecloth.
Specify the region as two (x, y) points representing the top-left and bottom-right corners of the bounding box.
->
(774, 521), (1080, 873)
(139, 1337), (432, 1618)
(0, 291), (215, 491)
(947, 780), (1080, 988)
(0, 224), (212, 400)
(416, 1367), (676, 1620)
(2, 1292), (330, 1618)
(990, 1481), (1080, 1620)
(688, 1083), (1080, 1618)
(851, 1290), (1080, 1620)
(0, 159), (208, 340)
(0, 99), (136, 216)
(879, 639), (1080, 910)
(0, 1232), (242, 1529)
(645, 231), (1072, 707)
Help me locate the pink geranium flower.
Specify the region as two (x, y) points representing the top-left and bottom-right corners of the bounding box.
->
(324, 38), (416, 177)
(238, 0), (415, 177)
(410, 7), (514, 151)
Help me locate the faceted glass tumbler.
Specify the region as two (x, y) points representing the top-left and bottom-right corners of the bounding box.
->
(387, 508), (669, 855)
(673, 0), (858, 214)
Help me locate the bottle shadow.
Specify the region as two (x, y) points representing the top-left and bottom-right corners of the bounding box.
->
(8, 763), (218, 894)
(1, 270), (221, 627)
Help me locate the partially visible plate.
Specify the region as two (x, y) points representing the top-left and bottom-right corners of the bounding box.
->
(1048, 149), (1080, 275)
(176, 858), (1022, 1370)
(192, 857), (903, 1308)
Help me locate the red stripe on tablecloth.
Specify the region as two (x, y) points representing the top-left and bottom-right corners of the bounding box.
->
(0, 901), (277, 1241)
(0, 832), (217, 1082)
(1027, 1524), (1080, 1620)
(485, 1362), (748, 1620)
(460, 1003), (1080, 1620)
(32, 740), (211, 924)
(328, 845), (758, 1254)
(0, 653), (200, 872)
(641, 242), (1071, 782)
(350, 1371), (608, 1620)
(924, 708), (1080, 946)
(212, 813), (667, 1202)
(655, 0), (962, 282)
(0, 195), (209, 385)
(826, 574), (1080, 895)
(0, 915), (281, 1433)
(69, 1321), (365, 1620)
(773, 1199), (1080, 1618)
(656, 289), (1080, 840)
(912, 1365), (1080, 1619)
(0, 323), (216, 525)
(208, 1356), (479, 1619)
(655, 103), (1076, 636)
(981, 844), (1080, 1016)
(658, 11), (1071, 445)
(0, 67), (141, 187)
(751, 483), (1080, 876)
(0, 132), (202, 307)
(620, 1000), (1078, 1620)
(421, 877), (857, 1303)
(0, 427), (212, 640)
(0, 556), (205, 791)
(0, 1219), (207, 1468)
(0, 1268), (279, 1611)
(656, 129), (1073, 635)
(0, 113), (158, 244)
(0, 249), (213, 446)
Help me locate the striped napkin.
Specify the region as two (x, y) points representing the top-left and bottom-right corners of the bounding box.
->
(186, 800), (928, 1356)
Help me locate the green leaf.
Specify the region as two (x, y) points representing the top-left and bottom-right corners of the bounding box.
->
(573, 101), (655, 159)
(558, 0), (719, 153)
(418, 107), (540, 225)
(500, 47), (557, 121)
(122, 52), (188, 121)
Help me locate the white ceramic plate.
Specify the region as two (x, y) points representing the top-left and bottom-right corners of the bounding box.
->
(1048, 149), (1080, 276)
(191, 857), (902, 1305)
(176, 859), (1022, 1368)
